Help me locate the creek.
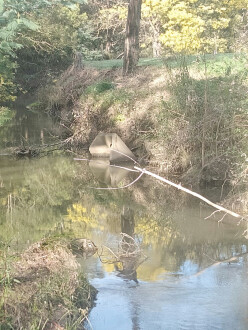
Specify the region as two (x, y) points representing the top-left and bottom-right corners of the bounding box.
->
(0, 100), (248, 330)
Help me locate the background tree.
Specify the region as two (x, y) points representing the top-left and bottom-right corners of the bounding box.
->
(87, 0), (127, 59)
(123, 0), (142, 75)
(0, 0), (39, 102)
(16, 3), (99, 88)
(141, 9), (161, 57)
(0, 0), (100, 98)
(142, 0), (248, 55)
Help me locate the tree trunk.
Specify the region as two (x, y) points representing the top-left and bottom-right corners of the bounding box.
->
(72, 51), (84, 70)
(123, 0), (142, 75)
(152, 29), (161, 57)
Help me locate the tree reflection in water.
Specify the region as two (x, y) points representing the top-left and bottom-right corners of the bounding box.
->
(117, 206), (138, 282)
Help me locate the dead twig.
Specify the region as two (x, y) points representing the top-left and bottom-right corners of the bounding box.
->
(204, 209), (221, 220)
(98, 245), (119, 263)
(97, 233), (147, 271)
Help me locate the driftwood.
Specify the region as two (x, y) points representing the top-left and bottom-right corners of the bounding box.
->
(98, 233), (147, 282)
(14, 142), (65, 158)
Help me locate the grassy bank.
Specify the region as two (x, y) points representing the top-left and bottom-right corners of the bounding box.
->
(40, 54), (248, 213)
(0, 237), (97, 329)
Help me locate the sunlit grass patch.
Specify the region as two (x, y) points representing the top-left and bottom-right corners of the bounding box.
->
(85, 80), (115, 94)
(85, 53), (245, 72)
(85, 57), (164, 69)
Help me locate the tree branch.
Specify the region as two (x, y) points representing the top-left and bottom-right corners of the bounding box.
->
(134, 166), (247, 221)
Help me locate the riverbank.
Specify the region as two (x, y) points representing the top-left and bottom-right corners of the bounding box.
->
(0, 105), (248, 329)
(0, 237), (97, 329)
(38, 54), (248, 214)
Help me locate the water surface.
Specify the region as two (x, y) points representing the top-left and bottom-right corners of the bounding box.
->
(0, 100), (248, 329)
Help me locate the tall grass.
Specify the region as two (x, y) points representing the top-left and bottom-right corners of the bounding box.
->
(0, 238), (97, 329)
(158, 54), (248, 187)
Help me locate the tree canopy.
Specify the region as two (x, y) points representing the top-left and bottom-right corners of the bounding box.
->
(0, 0), (248, 100)
(142, 0), (248, 54)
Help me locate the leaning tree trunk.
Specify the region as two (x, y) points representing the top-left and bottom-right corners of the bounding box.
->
(123, 0), (142, 75)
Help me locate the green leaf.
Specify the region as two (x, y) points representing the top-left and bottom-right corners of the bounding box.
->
(0, 0), (3, 13)
(6, 20), (19, 32)
(2, 10), (17, 18)
(0, 107), (14, 127)
(19, 18), (39, 31)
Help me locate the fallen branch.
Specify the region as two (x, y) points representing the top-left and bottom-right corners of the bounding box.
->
(98, 245), (119, 263)
(193, 251), (248, 277)
(75, 147), (247, 221)
(14, 141), (66, 158)
(134, 166), (247, 221)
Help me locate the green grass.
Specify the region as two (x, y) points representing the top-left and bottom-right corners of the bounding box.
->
(85, 80), (115, 94)
(85, 57), (164, 69)
(85, 53), (247, 77)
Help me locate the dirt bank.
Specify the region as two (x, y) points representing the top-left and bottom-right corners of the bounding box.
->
(0, 238), (97, 329)
(39, 59), (248, 214)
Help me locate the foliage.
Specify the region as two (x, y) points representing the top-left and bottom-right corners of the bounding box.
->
(85, 0), (127, 58)
(17, 4), (98, 63)
(1, 0), (248, 102)
(0, 64), (17, 103)
(0, 0), (94, 100)
(0, 0), (40, 57)
(85, 80), (115, 94)
(142, 0), (248, 54)
(0, 106), (14, 125)
(158, 54), (248, 176)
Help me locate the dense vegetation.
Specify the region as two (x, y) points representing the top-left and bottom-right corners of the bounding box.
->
(0, 0), (248, 98)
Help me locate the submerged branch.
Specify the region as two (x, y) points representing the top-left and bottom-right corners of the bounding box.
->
(134, 166), (247, 221)
(193, 251), (248, 277)
(75, 148), (246, 221)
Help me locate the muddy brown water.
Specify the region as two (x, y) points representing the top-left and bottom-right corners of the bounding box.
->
(1, 101), (248, 330)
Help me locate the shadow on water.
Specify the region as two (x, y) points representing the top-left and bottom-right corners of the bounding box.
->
(0, 95), (63, 151)
(1, 98), (248, 329)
